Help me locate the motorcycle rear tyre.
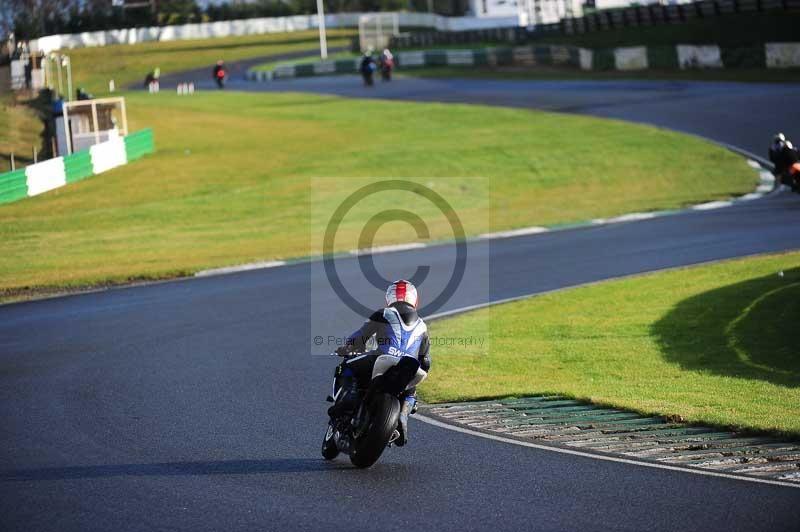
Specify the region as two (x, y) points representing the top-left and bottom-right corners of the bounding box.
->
(350, 393), (400, 468)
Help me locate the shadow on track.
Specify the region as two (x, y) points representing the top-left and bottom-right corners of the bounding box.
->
(652, 266), (800, 388)
(1, 458), (351, 481)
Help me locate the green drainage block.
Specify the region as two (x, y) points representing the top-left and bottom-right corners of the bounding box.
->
(422, 396), (800, 484)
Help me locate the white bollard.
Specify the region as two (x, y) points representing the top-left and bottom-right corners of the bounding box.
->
(109, 79), (115, 92)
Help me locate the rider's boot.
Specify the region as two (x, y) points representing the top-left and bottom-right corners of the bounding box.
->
(396, 394), (417, 447)
(328, 372), (359, 418)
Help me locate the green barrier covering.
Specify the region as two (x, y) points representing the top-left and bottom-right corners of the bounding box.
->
(721, 46), (766, 68)
(124, 128), (155, 162)
(334, 60), (356, 74)
(64, 150), (93, 183)
(533, 46), (553, 65)
(472, 50), (489, 66)
(593, 48), (616, 71)
(493, 48), (514, 66)
(294, 64), (314, 77)
(568, 48), (581, 67)
(424, 50), (448, 66)
(647, 46), (680, 70)
(0, 169), (28, 204)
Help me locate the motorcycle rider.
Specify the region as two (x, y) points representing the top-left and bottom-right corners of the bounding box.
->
(769, 133), (799, 188)
(360, 50), (376, 86)
(330, 279), (430, 446)
(378, 48), (394, 81)
(213, 60), (226, 89)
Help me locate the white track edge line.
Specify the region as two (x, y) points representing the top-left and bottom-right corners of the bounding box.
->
(195, 260), (287, 277)
(414, 414), (800, 489)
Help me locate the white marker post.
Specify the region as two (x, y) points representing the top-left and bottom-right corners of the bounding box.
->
(316, 0), (328, 59)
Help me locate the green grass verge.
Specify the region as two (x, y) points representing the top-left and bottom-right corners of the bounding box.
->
(0, 90), (755, 300)
(401, 65), (800, 83)
(62, 29), (355, 94)
(424, 251), (800, 437)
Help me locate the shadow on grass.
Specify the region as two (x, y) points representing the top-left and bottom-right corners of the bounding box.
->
(652, 266), (800, 388)
(0, 458), (352, 481)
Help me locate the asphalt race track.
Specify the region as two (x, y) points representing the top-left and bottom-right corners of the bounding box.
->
(3, 72), (800, 531)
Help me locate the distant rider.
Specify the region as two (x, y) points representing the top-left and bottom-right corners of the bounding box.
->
(213, 60), (226, 89)
(330, 279), (430, 446)
(360, 51), (376, 86)
(378, 48), (394, 82)
(769, 133), (799, 188)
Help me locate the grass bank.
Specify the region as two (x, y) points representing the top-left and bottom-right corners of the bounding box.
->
(0, 91), (755, 301)
(0, 92), (45, 172)
(61, 29), (354, 94)
(424, 252), (800, 437)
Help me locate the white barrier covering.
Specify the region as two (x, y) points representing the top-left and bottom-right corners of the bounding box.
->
(579, 48), (593, 70)
(765, 42), (800, 68)
(677, 45), (723, 69)
(614, 46), (648, 70)
(313, 61), (337, 74)
(446, 50), (475, 65)
(90, 137), (127, 175)
(25, 157), (66, 197)
(398, 51), (426, 67)
(551, 46), (572, 65)
(31, 12), (524, 53)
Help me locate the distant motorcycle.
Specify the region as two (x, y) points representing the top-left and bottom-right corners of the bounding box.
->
(322, 352), (427, 468)
(769, 133), (800, 193)
(379, 56), (393, 82)
(360, 56), (376, 87)
(215, 69), (226, 89)
(782, 162), (800, 192)
(213, 61), (227, 89)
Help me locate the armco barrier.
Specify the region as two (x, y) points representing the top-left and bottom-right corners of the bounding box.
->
(0, 129), (155, 206)
(246, 41), (800, 81)
(247, 45), (584, 81)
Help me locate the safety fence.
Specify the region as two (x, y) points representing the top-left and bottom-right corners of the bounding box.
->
(0, 128), (154, 206)
(246, 41), (800, 81)
(391, 0), (800, 48)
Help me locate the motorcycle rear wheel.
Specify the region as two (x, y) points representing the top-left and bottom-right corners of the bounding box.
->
(350, 393), (400, 468)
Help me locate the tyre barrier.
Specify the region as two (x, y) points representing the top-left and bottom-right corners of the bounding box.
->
(246, 42), (800, 81)
(0, 128), (154, 206)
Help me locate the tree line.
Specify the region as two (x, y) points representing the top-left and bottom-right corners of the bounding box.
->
(4, 0), (460, 41)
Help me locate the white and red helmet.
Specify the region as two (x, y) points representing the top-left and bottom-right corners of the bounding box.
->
(385, 279), (419, 308)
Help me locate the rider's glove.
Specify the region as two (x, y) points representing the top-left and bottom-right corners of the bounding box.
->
(335, 345), (351, 357)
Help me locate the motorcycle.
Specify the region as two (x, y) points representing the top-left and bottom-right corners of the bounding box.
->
(215, 69), (226, 89)
(781, 162), (800, 193)
(321, 353), (427, 468)
(379, 58), (393, 82)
